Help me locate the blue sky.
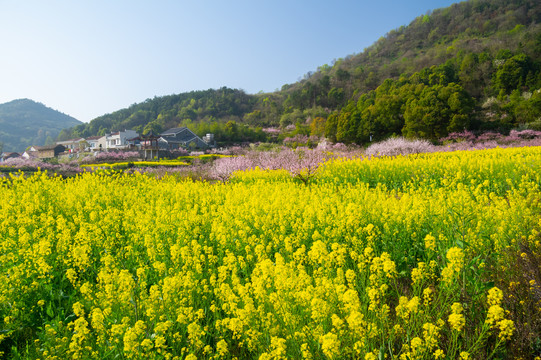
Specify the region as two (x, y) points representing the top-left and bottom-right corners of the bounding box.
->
(0, 0), (460, 122)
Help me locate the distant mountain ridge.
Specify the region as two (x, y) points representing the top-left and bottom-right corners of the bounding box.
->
(0, 99), (82, 152)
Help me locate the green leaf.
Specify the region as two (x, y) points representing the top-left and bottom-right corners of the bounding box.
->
(46, 302), (54, 318)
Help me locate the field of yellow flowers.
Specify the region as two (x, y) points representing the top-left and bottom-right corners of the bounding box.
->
(1, 147), (541, 359)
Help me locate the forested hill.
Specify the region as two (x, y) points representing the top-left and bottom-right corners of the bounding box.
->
(62, 0), (541, 145)
(61, 88), (266, 144)
(0, 99), (81, 152)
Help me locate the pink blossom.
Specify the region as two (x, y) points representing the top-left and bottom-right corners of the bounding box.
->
(2, 157), (83, 175)
(441, 131), (476, 143)
(262, 127), (281, 134)
(93, 151), (140, 161)
(211, 156), (255, 182)
(209, 148), (331, 184)
(365, 137), (435, 157)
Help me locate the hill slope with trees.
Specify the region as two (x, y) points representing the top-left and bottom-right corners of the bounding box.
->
(0, 99), (82, 152)
(61, 0), (541, 146)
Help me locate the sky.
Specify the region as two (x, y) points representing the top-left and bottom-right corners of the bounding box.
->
(0, 0), (461, 122)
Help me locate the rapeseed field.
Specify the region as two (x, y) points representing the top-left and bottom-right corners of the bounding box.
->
(1, 147), (540, 359)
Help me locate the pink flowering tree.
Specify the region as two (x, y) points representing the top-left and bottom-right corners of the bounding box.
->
(441, 129), (541, 149)
(365, 137), (435, 157)
(93, 151), (140, 162)
(283, 135), (320, 148)
(441, 130), (477, 143)
(211, 156), (255, 182)
(277, 148), (330, 185)
(3, 157), (83, 175)
(210, 148), (331, 184)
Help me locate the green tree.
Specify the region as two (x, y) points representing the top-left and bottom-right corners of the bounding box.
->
(243, 110), (262, 126)
(403, 86), (444, 139)
(359, 93), (405, 143)
(493, 54), (533, 94)
(327, 88), (345, 107)
(512, 90), (541, 125)
(224, 120), (238, 141)
(441, 82), (474, 126)
(310, 117), (327, 137)
(142, 121), (163, 135)
(280, 109), (304, 128)
(459, 53), (483, 97)
(403, 83), (474, 140)
(324, 113), (338, 142)
(336, 110), (360, 143)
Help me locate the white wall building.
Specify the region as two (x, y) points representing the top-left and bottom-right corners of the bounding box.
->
(56, 138), (86, 152)
(86, 136), (107, 151)
(105, 130), (138, 150)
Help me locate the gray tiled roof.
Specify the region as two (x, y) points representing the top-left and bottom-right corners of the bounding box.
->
(159, 127), (209, 149)
(160, 127), (188, 136)
(161, 128), (200, 142)
(34, 144), (66, 151)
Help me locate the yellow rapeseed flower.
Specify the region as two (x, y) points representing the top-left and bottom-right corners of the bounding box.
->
(448, 302), (465, 331)
(424, 234), (436, 251)
(320, 332), (340, 359)
(487, 287), (503, 306)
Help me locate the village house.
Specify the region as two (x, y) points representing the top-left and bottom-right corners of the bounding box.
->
(31, 144), (66, 159)
(85, 135), (107, 151)
(56, 138), (86, 153)
(105, 130), (138, 150)
(22, 149), (38, 160)
(159, 127), (211, 150)
(0, 152), (20, 163)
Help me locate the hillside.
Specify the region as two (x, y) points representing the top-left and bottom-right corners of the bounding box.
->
(0, 99), (82, 152)
(61, 0), (541, 146)
(59, 88), (266, 145)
